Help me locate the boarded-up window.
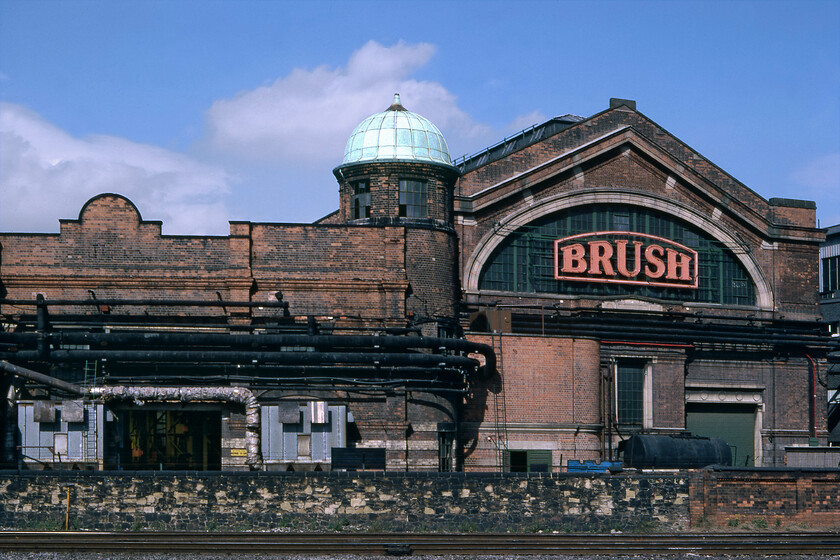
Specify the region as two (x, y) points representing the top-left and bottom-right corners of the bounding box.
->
(297, 434), (311, 458)
(504, 449), (552, 472)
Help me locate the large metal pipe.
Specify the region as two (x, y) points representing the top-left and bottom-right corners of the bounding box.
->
(99, 376), (470, 393)
(0, 360), (83, 396)
(45, 331), (489, 353)
(8, 350), (478, 370)
(1, 298), (288, 308)
(524, 310), (825, 330)
(509, 317), (832, 348)
(9, 297), (825, 332)
(1, 333), (497, 378)
(61, 324), (825, 348)
(35, 294), (48, 359)
(513, 312), (828, 338)
(553, 311), (825, 332)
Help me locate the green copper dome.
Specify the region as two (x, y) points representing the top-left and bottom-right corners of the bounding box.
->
(342, 94), (453, 166)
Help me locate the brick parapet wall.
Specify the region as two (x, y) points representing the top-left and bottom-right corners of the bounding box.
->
(691, 468), (840, 529)
(0, 193), (456, 326)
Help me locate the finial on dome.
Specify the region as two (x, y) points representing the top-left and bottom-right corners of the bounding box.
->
(389, 93), (406, 111)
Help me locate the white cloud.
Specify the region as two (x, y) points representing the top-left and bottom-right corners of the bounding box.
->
(204, 40), (491, 166)
(0, 102), (233, 234)
(1, 41), (547, 232)
(504, 111), (548, 134)
(790, 152), (840, 226)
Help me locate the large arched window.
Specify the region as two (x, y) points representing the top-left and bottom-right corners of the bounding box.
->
(478, 204), (756, 305)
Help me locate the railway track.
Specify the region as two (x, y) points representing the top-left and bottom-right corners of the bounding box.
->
(0, 531), (838, 556)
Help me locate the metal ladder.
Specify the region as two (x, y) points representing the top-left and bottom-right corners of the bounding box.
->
(82, 360), (99, 465)
(491, 333), (509, 471)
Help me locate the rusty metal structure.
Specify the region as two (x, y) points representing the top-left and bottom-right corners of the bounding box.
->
(0, 294), (494, 471)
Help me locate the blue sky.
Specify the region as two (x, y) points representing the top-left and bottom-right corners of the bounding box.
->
(1, 0), (838, 234)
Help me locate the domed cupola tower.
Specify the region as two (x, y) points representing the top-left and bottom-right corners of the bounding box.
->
(334, 94), (461, 335)
(333, 94), (460, 225)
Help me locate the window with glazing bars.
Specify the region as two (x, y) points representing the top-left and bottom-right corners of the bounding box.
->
(477, 204), (756, 305)
(398, 179), (427, 218)
(823, 255), (840, 293)
(351, 181), (370, 219)
(616, 361), (645, 425)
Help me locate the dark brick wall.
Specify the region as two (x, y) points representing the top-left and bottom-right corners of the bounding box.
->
(335, 161), (458, 225)
(775, 241), (822, 316)
(652, 355), (686, 428)
(691, 468), (840, 528)
(0, 194), (249, 313)
(405, 228), (459, 328)
(248, 222), (410, 322)
(462, 335), (602, 470)
(685, 356), (823, 466)
(0, 193), (459, 328)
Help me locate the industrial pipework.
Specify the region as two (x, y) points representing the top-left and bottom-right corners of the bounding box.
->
(89, 386), (262, 470)
(0, 361), (263, 470)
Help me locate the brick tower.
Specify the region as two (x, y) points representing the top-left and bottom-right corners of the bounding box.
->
(333, 94), (461, 336)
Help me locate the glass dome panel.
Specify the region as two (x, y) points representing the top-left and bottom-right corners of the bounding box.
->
(396, 146), (413, 158)
(341, 95), (453, 166)
(412, 130), (428, 148)
(396, 128), (412, 147)
(379, 145), (396, 158)
(378, 128), (394, 148)
(363, 130), (379, 147)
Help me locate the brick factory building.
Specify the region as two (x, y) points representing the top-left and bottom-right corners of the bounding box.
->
(820, 224), (840, 444)
(0, 97), (833, 472)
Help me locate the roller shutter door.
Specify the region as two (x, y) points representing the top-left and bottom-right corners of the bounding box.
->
(685, 403), (756, 466)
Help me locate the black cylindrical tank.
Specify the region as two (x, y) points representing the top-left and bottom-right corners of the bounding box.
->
(622, 435), (732, 469)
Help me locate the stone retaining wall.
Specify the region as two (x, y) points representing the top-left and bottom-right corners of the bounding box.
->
(1, 469), (837, 533)
(0, 471), (688, 532)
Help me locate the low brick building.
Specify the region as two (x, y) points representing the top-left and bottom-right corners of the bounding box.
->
(0, 96), (832, 473)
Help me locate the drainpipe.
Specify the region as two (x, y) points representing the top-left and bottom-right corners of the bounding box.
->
(805, 354), (818, 444)
(35, 294), (49, 359)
